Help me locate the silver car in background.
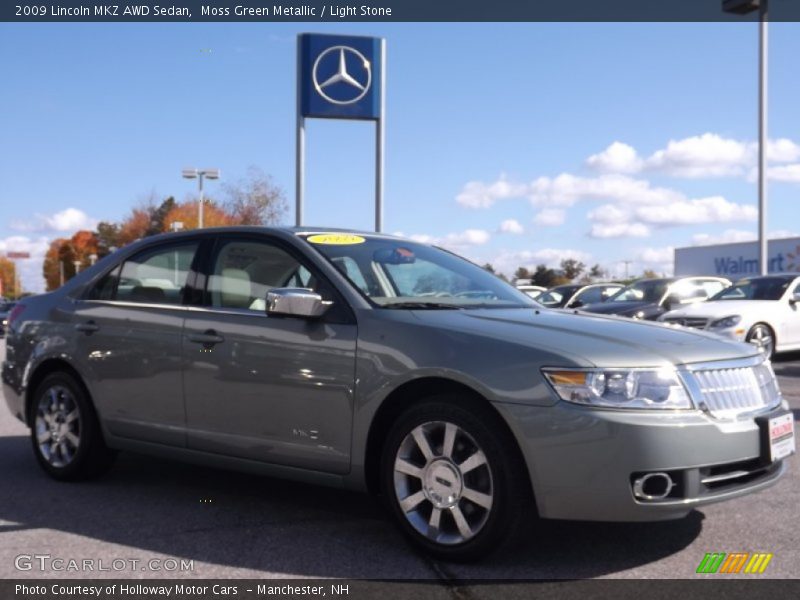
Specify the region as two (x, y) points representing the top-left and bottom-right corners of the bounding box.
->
(2, 227), (795, 560)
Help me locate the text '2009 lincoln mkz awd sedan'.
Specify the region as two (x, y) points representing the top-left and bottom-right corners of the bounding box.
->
(1, 227), (795, 560)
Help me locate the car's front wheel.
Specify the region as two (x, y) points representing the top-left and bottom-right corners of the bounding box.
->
(30, 372), (116, 481)
(380, 397), (531, 561)
(746, 323), (775, 359)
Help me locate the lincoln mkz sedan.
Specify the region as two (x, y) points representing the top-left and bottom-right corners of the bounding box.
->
(2, 228), (795, 560)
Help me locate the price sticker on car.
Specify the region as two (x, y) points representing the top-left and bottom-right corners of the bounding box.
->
(306, 234), (366, 245)
(768, 412), (795, 462)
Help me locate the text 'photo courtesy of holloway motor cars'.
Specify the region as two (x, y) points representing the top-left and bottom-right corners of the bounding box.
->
(1, 227), (796, 560)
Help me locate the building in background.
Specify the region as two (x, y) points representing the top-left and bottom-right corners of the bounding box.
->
(675, 237), (800, 277)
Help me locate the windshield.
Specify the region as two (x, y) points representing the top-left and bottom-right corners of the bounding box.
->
(607, 280), (670, 304)
(299, 233), (537, 309)
(537, 285), (581, 308)
(711, 277), (791, 301)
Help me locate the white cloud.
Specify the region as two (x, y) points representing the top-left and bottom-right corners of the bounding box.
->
(767, 139), (800, 163)
(644, 133), (750, 178)
(587, 135), (800, 180)
(633, 246), (675, 277)
(498, 219), (524, 235)
(11, 207), (98, 234)
(767, 163), (800, 183)
(634, 195), (757, 226)
(587, 195), (757, 239)
(529, 173), (684, 208)
(589, 223), (651, 239)
(399, 229), (492, 252)
(586, 142), (643, 174)
(456, 176), (527, 209)
(532, 208), (565, 227)
(691, 229), (756, 246)
(0, 236), (50, 294)
(691, 228), (798, 246)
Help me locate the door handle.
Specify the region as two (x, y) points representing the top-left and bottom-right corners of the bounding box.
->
(75, 321), (100, 334)
(187, 330), (225, 347)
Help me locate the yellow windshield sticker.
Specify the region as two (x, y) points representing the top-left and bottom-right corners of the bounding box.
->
(307, 234), (366, 245)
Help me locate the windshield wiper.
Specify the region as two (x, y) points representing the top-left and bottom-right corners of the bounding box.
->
(380, 301), (462, 310)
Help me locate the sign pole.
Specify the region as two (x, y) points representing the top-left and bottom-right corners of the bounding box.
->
(758, 0), (768, 275)
(296, 115), (305, 227)
(296, 37), (305, 227)
(375, 38), (386, 233)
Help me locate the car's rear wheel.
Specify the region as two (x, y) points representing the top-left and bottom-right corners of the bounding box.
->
(31, 372), (116, 480)
(746, 323), (775, 359)
(380, 397), (531, 561)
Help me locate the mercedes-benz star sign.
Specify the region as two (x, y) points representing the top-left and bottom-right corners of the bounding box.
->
(312, 45), (372, 105)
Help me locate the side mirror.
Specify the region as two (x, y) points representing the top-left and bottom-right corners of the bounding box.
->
(266, 288), (332, 318)
(567, 299), (583, 309)
(791, 292), (800, 305)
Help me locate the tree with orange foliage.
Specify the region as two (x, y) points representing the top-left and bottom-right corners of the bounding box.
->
(71, 230), (99, 268)
(117, 208), (152, 246)
(162, 200), (235, 232)
(42, 238), (74, 291)
(0, 257), (15, 298)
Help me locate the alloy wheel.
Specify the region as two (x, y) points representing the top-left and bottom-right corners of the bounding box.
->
(747, 324), (775, 358)
(393, 420), (494, 545)
(34, 385), (81, 468)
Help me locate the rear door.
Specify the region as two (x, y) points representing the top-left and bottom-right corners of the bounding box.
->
(182, 235), (357, 474)
(73, 240), (200, 446)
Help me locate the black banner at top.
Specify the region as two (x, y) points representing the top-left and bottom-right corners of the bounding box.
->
(3, 0), (800, 23)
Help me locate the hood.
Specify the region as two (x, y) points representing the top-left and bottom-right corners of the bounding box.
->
(580, 300), (652, 316)
(409, 307), (758, 368)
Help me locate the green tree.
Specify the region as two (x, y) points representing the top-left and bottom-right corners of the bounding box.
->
(514, 266), (531, 282)
(531, 264), (558, 287)
(561, 258), (585, 281)
(96, 221), (120, 255)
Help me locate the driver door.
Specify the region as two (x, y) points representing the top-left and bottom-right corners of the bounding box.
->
(182, 235), (357, 474)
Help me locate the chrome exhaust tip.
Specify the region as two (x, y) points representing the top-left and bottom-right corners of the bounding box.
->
(632, 472), (675, 501)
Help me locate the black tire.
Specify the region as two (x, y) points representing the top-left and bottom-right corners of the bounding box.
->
(746, 323), (776, 359)
(380, 395), (532, 561)
(30, 372), (117, 481)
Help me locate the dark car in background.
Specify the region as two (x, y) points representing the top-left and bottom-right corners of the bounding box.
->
(536, 283), (624, 310)
(0, 301), (17, 337)
(581, 277), (730, 320)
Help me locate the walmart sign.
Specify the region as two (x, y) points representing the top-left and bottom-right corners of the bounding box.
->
(675, 237), (800, 277)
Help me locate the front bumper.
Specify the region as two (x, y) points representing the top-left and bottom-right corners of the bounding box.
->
(496, 401), (791, 522)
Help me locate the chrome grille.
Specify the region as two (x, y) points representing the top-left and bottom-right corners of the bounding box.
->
(663, 317), (708, 329)
(686, 361), (782, 419)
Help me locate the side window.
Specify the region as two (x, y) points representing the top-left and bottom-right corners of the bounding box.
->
(87, 265), (121, 300)
(115, 242), (199, 305)
(208, 240), (320, 311)
(577, 287), (604, 304)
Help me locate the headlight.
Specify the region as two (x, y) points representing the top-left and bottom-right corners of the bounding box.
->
(709, 315), (741, 329)
(542, 367), (692, 409)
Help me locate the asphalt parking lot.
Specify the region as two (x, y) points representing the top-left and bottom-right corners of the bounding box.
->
(0, 339), (798, 582)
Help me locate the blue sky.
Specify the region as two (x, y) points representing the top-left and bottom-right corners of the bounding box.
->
(2, 22), (800, 292)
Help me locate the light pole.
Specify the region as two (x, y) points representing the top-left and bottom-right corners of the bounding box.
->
(723, 0), (769, 275)
(89, 253), (98, 266)
(182, 168), (220, 229)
